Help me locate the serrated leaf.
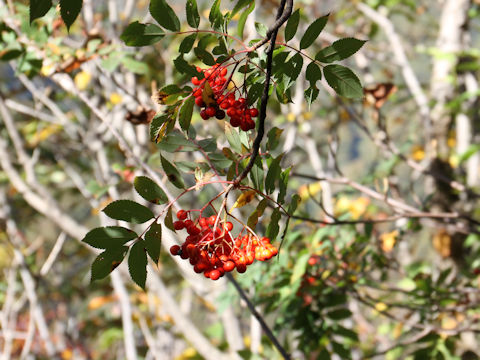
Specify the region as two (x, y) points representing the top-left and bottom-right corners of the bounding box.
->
(121, 22), (165, 47)
(150, 0), (180, 31)
(128, 241), (147, 289)
(265, 154), (283, 194)
(323, 64), (363, 99)
(186, 0), (200, 28)
(284, 8), (300, 42)
(306, 62), (322, 88)
(285, 53), (303, 88)
(145, 223), (162, 263)
(164, 206), (175, 232)
(134, 176), (168, 204)
(82, 226), (137, 249)
(194, 47), (216, 66)
(30, 0), (52, 24)
(179, 96), (195, 131)
(60, 0), (82, 30)
(237, 2), (254, 38)
(150, 114), (168, 142)
(304, 86), (319, 107)
(209, 0), (223, 30)
(315, 38), (367, 63)
(173, 55), (201, 77)
(91, 246), (128, 282)
(179, 33), (197, 53)
(249, 157), (264, 192)
(103, 200), (154, 224)
(266, 207), (281, 241)
(160, 155), (185, 189)
(300, 14), (329, 50)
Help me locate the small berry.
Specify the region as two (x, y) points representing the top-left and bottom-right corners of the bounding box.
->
(195, 97), (205, 107)
(209, 269), (221, 280)
(177, 210), (188, 220)
(170, 245), (181, 256)
(173, 221), (185, 230)
(215, 109), (226, 120)
(249, 108), (259, 117)
(200, 109), (209, 120)
(205, 106), (216, 117)
(224, 222), (233, 231)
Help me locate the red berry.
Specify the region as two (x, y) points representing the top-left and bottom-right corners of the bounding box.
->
(205, 107), (216, 117)
(195, 97), (205, 107)
(193, 88), (202, 98)
(230, 117), (240, 127)
(170, 245), (181, 256)
(177, 210), (188, 220)
(224, 222), (233, 231)
(215, 109), (226, 119)
(208, 215), (217, 226)
(200, 109), (209, 120)
(236, 264), (247, 273)
(209, 269), (221, 280)
(220, 68), (228, 77)
(173, 221), (185, 230)
(249, 108), (259, 117)
(191, 77), (200, 86)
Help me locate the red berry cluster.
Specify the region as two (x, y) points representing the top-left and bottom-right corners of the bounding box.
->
(191, 64), (259, 131)
(169, 210), (278, 280)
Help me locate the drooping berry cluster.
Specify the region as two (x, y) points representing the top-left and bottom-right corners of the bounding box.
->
(191, 64), (259, 131)
(169, 210), (278, 280)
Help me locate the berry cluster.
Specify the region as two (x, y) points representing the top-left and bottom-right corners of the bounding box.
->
(191, 64), (259, 131)
(169, 210), (278, 280)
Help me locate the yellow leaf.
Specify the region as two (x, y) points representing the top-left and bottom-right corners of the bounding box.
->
(349, 197), (370, 219)
(230, 190), (256, 211)
(110, 92), (123, 105)
(380, 230), (398, 253)
(433, 229), (451, 258)
(74, 71), (91, 91)
(411, 145), (425, 161)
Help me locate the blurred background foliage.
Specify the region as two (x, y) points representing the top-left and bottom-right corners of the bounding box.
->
(1, 0), (480, 359)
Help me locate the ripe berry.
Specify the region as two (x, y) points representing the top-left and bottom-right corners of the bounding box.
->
(209, 269), (221, 280)
(224, 222), (233, 231)
(170, 245), (181, 256)
(200, 109), (209, 120)
(191, 77), (200, 86)
(249, 108), (259, 117)
(208, 215), (217, 226)
(215, 109), (226, 119)
(195, 97), (205, 107)
(173, 221), (185, 230)
(177, 210), (188, 220)
(205, 107), (216, 117)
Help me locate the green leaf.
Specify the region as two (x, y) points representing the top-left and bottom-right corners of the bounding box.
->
(209, 0), (223, 30)
(160, 155), (185, 189)
(164, 207), (175, 232)
(304, 86), (319, 107)
(82, 226), (138, 249)
(250, 157), (264, 193)
(91, 246), (128, 282)
(300, 14), (329, 50)
(179, 96), (195, 131)
(277, 167), (290, 204)
(284, 8), (300, 42)
(103, 200), (154, 224)
(285, 53), (303, 88)
(145, 223), (162, 263)
(266, 127), (283, 151)
(331, 342), (350, 359)
(194, 47), (216, 66)
(247, 198), (268, 229)
(179, 33), (197, 53)
(237, 2), (254, 38)
(120, 57), (149, 74)
(255, 22), (268, 37)
(60, 0), (82, 30)
(120, 22), (165, 47)
(315, 38), (367, 63)
(265, 154), (283, 194)
(30, 0), (52, 24)
(306, 62), (322, 88)
(225, 123), (243, 153)
(186, 0), (200, 28)
(128, 241), (148, 290)
(231, 0), (253, 18)
(323, 64), (363, 99)
(134, 176), (168, 205)
(266, 207), (281, 240)
(150, 0), (180, 31)
(174, 55), (201, 77)
(247, 82), (264, 106)
(327, 308), (352, 320)
(287, 194), (300, 215)
(150, 114), (168, 142)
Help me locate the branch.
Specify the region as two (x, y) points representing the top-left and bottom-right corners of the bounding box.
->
(234, 0), (293, 186)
